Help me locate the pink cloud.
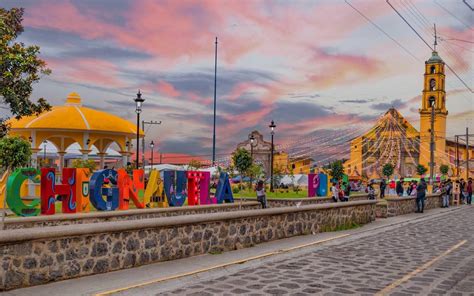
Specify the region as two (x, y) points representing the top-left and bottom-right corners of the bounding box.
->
(156, 81), (180, 97)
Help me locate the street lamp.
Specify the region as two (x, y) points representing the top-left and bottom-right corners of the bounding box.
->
(429, 96), (435, 187)
(28, 137), (33, 167)
(269, 120), (276, 192)
(249, 134), (257, 187)
(134, 90), (145, 169)
(150, 140), (155, 170)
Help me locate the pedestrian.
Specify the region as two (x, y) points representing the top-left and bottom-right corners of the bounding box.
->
(367, 182), (376, 200)
(396, 178), (404, 196)
(416, 179), (427, 213)
(389, 179), (396, 195)
(331, 182), (339, 202)
(380, 179), (386, 199)
(339, 182), (349, 202)
(442, 179), (452, 208)
(460, 178), (467, 204)
(452, 180), (461, 206)
(467, 178), (472, 205)
(255, 180), (267, 209)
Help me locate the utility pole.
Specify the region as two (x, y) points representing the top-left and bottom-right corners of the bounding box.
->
(466, 127), (470, 180)
(212, 37), (218, 166)
(142, 120), (161, 169)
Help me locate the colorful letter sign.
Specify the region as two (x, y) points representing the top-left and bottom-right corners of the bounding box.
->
(215, 172), (233, 204)
(164, 170), (187, 207)
(117, 169), (145, 210)
(41, 168), (77, 215)
(187, 171), (212, 206)
(308, 173), (319, 197)
(89, 169), (119, 211)
(6, 168), (41, 217)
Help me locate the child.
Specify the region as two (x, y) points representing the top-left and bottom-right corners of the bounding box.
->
(255, 180), (267, 209)
(367, 183), (375, 200)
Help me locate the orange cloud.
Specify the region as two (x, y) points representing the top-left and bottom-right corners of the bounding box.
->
(156, 81), (180, 98)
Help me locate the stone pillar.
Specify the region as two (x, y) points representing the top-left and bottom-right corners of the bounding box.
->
(97, 152), (107, 169)
(58, 152), (66, 172)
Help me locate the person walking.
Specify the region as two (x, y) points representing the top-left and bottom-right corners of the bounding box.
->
(380, 179), (386, 199)
(396, 178), (404, 196)
(467, 178), (472, 205)
(452, 180), (461, 206)
(255, 180), (267, 209)
(460, 179), (467, 204)
(416, 179), (427, 213)
(442, 179), (452, 208)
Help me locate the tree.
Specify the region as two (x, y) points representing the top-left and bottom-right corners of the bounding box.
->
(248, 163), (263, 189)
(0, 136), (31, 170)
(329, 160), (344, 181)
(187, 159), (202, 170)
(439, 164), (449, 177)
(382, 163), (394, 179)
(232, 148), (252, 190)
(1, 8), (51, 136)
(71, 159), (96, 173)
(273, 165), (285, 189)
(416, 164), (428, 176)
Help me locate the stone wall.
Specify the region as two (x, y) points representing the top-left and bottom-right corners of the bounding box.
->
(0, 200), (376, 290)
(377, 194), (444, 218)
(3, 202), (260, 230)
(235, 194), (369, 207)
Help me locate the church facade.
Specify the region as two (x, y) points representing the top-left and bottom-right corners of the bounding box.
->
(345, 51), (473, 179)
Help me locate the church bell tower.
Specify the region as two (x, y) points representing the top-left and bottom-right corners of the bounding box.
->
(419, 49), (448, 174)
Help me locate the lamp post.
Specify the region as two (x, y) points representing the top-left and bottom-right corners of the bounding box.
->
(249, 134), (257, 187)
(150, 140), (155, 170)
(429, 96), (435, 187)
(42, 140), (47, 167)
(142, 120), (161, 169)
(269, 120), (276, 192)
(134, 90), (145, 169)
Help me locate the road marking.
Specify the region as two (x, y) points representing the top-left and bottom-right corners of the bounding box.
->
(95, 234), (349, 296)
(376, 239), (467, 295)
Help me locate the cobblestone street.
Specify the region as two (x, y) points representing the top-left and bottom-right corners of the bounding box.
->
(159, 207), (474, 295)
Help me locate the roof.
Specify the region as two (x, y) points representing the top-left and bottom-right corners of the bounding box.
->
(426, 51), (443, 64)
(8, 93), (143, 136)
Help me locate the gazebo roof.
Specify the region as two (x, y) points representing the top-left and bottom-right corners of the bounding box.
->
(9, 92), (143, 136)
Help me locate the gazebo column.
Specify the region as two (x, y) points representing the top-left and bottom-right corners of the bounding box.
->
(80, 149), (92, 160)
(97, 152), (107, 169)
(119, 151), (131, 167)
(57, 152), (66, 172)
(30, 148), (41, 169)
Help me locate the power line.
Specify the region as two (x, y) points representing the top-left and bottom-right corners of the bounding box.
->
(386, 0), (474, 93)
(345, 0), (420, 62)
(434, 0), (472, 29)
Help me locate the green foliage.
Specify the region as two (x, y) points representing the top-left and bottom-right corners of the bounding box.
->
(439, 164), (449, 176)
(416, 164), (428, 176)
(329, 160), (345, 181)
(382, 163), (394, 178)
(248, 163), (263, 180)
(0, 8), (51, 136)
(273, 165), (285, 188)
(0, 136), (31, 170)
(71, 159), (96, 173)
(232, 148), (252, 177)
(187, 159), (202, 170)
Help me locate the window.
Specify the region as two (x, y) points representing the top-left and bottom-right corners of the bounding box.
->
(430, 66), (436, 74)
(429, 79), (436, 91)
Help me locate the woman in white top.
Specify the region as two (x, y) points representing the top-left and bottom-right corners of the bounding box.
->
(331, 182), (338, 202)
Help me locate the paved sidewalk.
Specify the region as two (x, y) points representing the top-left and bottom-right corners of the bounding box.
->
(3, 206), (467, 296)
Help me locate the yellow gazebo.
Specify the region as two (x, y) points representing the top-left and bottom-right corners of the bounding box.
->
(8, 92), (144, 170)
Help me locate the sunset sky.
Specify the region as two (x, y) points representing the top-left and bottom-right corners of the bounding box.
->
(2, 0), (473, 163)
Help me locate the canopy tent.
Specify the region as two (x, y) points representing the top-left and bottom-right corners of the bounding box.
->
(279, 174), (308, 186)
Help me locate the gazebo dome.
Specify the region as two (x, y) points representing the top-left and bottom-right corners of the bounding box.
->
(10, 92), (143, 136)
(8, 92), (143, 169)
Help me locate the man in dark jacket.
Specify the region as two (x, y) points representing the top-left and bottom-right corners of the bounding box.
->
(396, 178), (404, 196)
(416, 179), (427, 213)
(380, 179), (386, 198)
